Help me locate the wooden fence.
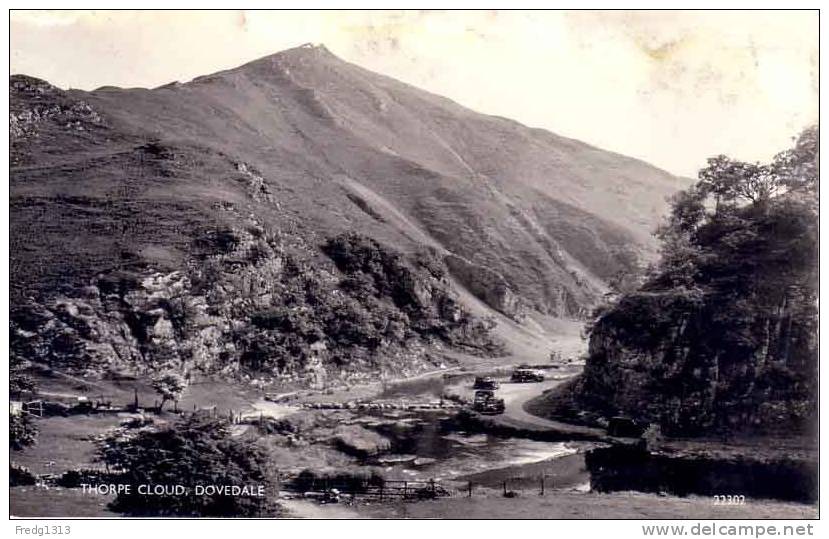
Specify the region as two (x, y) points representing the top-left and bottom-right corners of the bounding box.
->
(459, 476), (558, 498)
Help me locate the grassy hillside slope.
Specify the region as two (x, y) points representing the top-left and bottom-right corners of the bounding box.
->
(10, 45), (687, 378)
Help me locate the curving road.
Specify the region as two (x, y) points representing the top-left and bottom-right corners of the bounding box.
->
(498, 377), (571, 427)
(469, 374), (608, 439)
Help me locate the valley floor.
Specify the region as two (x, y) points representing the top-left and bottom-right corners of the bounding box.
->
(10, 323), (817, 521)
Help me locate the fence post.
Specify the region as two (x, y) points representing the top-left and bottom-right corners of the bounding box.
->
(467, 481), (472, 497)
(503, 480), (507, 496)
(403, 481), (407, 499)
(430, 478), (435, 498)
(541, 475), (545, 496)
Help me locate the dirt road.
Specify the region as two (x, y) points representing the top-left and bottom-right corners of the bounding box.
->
(498, 377), (575, 428)
(455, 374), (607, 439)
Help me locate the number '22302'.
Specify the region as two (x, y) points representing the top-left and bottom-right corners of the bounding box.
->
(713, 495), (746, 505)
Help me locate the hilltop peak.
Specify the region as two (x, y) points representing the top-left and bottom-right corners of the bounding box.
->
(293, 42), (333, 53)
(243, 43), (338, 67)
(189, 43), (343, 84)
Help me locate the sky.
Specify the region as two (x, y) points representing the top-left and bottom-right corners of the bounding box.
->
(10, 10), (818, 177)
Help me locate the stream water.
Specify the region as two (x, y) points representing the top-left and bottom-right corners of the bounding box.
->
(361, 409), (591, 490)
(348, 373), (593, 489)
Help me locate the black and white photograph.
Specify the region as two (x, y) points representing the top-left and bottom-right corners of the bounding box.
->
(6, 7), (820, 526)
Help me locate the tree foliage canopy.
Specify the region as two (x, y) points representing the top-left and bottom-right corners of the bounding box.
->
(150, 371), (187, 410)
(97, 414), (281, 517)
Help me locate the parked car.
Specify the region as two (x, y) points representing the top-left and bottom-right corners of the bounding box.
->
(511, 368), (545, 383)
(472, 389), (505, 415)
(473, 376), (499, 390)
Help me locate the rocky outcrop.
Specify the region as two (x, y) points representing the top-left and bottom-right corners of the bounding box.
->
(444, 254), (526, 321)
(234, 162), (276, 204)
(571, 289), (817, 436)
(10, 75), (106, 168)
(10, 75), (103, 141)
(330, 425), (392, 458)
(10, 223), (502, 386)
(10, 212), (284, 377)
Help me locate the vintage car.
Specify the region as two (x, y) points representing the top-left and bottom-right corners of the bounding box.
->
(472, 376), (499, 390)
(510, 368), (545, 383)
(472, 389), (505, 415)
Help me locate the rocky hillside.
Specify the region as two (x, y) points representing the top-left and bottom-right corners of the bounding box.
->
(10, 44), (685, 380)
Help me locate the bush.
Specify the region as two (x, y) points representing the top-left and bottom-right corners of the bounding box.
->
(234, 231), (503, 376)
(55, 468), (120, 488)
(10, 463), (37, 486)
(291, 468), (385, 493)
(98, 414), (281, 517)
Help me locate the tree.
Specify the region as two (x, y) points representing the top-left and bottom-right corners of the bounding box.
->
(772, 125), (818, 195)
(97, 415), (281, 517)
(698, 155), (782, 207)
(151, 371), (187, 411)
(606, 247), (644, 297)
(10, 348), (37, 399)
(10, 413), (38, 450)
(10, 372), (36, 396)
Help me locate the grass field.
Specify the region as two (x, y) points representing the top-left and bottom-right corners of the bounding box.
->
(12, 415), (124, 475)
(351, 490), (819, 520)
(10, 486), (118, 518)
